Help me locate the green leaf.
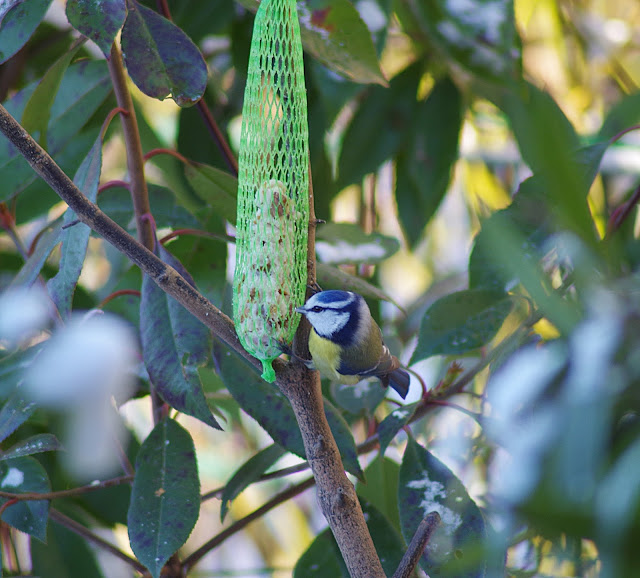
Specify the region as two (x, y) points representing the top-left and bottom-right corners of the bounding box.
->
(0, 389), (37, 444)
(0, 60), (111, 203)
(501, 82), (596, 242)
(22, 40), (84, 149)
(0, 346), (41, 399)
(0, 456), (50, 541)
(411, 289), (514, 363)
(140, 246), (220, 429)
(167, 212), (228, 307)
(66, 0), (126, 56)
(47, 133), (103, 318)
(331, 379), (387, 415)
(10, 219), (63, 288)
(399, 437), (487, 577)
(0, 0), (53, 64)
(128, 418), (200, 578)
(468, 179), (551, 292)
(356, 455), (401, 532)
(324, 399), (363, 480)
(468, 188), (582, 334)
(316, 223), (400, 265)
(220, 444), (286, 522)
(377, 401), (419, 457)
(184, 161), (238, 223)
(294, 525), (346, 577)
(298, 0), (387, 86)
(396, 76), (464, 247)
(98, 184), (201, 232)
(294, 497), (404, 577)
(215, 343), (363, 477)
(0, 434), (62, 461)
(121, 0), (207, 106)
(32, 521), (105, 578)
(316, 263), (402, 310)
(337, 63), (422, 189)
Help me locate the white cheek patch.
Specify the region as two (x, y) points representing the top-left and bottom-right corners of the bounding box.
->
(310, 311), (349, 337)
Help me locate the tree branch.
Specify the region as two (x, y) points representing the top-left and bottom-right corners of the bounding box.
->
(0, 103), (259, 371)
(183, 476), (315, 572)
(392, 512), (441, 578)
(108, 43), (155, 252)
(279, 157), (386, 578)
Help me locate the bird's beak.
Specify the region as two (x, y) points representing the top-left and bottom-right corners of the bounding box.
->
(295, 306), (305, 314)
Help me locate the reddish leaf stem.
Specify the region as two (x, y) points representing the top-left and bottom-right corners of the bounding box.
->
(98, 289), (142, 308)
(98, 179), (130, 194)
(144, 147), (191, 165)
(159, 228), (235, 245)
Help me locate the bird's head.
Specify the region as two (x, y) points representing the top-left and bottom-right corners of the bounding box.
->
(295, 290), (369, 343)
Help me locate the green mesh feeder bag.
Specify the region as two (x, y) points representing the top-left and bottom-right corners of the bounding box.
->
(233, 0), (309, 383)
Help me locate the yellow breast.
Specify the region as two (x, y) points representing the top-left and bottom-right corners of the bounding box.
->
(308, 331), (360, 385)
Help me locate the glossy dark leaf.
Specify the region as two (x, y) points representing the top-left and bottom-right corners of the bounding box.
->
(0, 0), (53, 64)
(377, 401), (419, 456)
(214, 343), (363, 477)
(121, 0), (207, 106)
(0, 433), (62, 461)
(184, 162), (238, 223)
(0, 389), (38, 443)
(316, 223), (399, 265)
(331, 379), (387, 415)
(140, 246), (219, 429)
(396, 77), (464, 247)
(66, 0), (126, 56)
(411, 290), (514, 363)
(0, 456), (50, 541)
(220, 444), (286, 522)
(337, 63), (422, 189)
(294, 497), (404, 577)
(22, 40), (84, 149)
(128, 418), (200, 578)
(47, 134), (103, 318)
(399, 437), (487, 577)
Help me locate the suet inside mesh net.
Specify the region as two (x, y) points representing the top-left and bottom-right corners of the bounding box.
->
(233, 0), (309, 382)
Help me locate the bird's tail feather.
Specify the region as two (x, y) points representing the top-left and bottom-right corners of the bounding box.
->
(388, 368), (410, 399)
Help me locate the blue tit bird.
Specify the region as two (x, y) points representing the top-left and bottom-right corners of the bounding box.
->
(295, 290), (410, 399)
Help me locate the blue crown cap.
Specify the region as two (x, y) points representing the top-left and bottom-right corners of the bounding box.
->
(313, 290), (353, 304)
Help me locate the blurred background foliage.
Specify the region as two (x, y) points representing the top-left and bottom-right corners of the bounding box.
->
(1, 0), (640, 576)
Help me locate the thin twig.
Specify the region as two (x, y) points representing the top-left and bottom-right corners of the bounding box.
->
(50, 509), (147, 574)
(392, 511), (441, 578)
(182, 477), (315, 573)
(0, 475), (133, 502)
